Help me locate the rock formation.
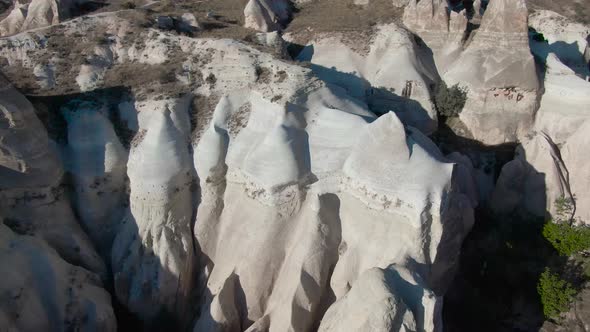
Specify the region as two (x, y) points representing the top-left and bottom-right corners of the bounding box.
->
(62, 99), (128, 256)
(0, 75), (115, 330)
(112, 95), (197, 324)
(0, 223), (116, 332)
(193, 85), (474, 330)
(0, 74), (106, 276)
(0, 1), (27, 36)
(244, 0), (291, 32)
(533, 54), (590, 144)
(491, 12), (590, 224)
(318, 267), (441, 332)
(0, 10), (476, 330)
(529, 10), (590, 76)
(490, 133), (571, 219)
(403, 0), (468, 72)
(22, 0), (590, 326)
(443, 0), (540, 145)
(296, 23), (439, 134)
(0, 0), (84, 36)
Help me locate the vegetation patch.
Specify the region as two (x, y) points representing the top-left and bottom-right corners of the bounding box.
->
(537, 268), (577, 319)
(542, 222), (590, 257)
(434, 81), (468, 118)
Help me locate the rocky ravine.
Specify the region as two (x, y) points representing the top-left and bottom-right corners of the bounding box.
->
(0, 0), (588, 331)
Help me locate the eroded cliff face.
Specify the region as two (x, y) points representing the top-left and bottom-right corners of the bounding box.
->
(491, 10), (590, 225)
(0, 8), (476, 330)
(292, 23), (439, 134)
(0, 75), (114, 330)
(444, 0), (540, 145)
(2, 0), (588, 330)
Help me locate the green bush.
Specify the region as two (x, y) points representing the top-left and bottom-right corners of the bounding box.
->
(537, 268), (577, 319)
(434, 81), (468, 117)
(542, 222), (590, 256)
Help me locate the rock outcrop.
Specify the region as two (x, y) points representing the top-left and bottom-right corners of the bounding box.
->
(490, 133), (571, 219)
(244, 0), (291, 32)
(0, 74), (106, 276)
(533, 54), (590, 144)
(491, 25), (590, 223)
(318, 267), (441, 332)
(112, 96), (196, 324)
(529, 10), (590, 76)
(0, 1), (27, 36)
(62, 99), (128, 256)
(0, 10), (475, 330)
(403, 0), (468, 72)
(0, 0), (84, 36)
(193, 81), (474, 330)
(296, 23), (439, 134)
(0, 223), (116, 332)
(444, 0), (540, 145)
(0, 75), (115, 330)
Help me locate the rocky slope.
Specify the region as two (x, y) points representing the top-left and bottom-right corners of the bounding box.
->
(0, 0), (589, 331)
(0, 5), (476, 331)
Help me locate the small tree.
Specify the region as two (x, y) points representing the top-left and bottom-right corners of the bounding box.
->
(434, 81), (468, 117)
(537, 268), (577, 319)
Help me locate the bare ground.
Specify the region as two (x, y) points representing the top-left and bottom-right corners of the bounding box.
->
(285, 0), (404, 44)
